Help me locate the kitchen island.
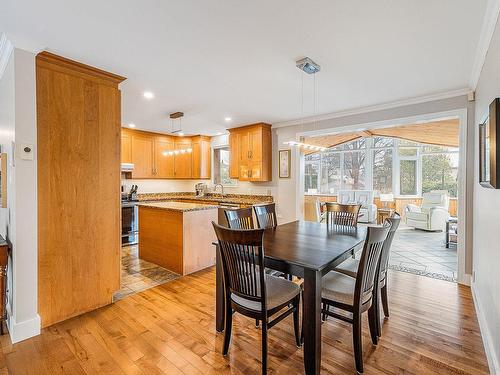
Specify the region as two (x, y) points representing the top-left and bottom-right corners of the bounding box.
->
(138, 201), (218, 275)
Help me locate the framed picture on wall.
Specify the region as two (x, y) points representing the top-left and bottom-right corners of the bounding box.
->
(279, 149), (291, 178)
(479, 98), (500, 188)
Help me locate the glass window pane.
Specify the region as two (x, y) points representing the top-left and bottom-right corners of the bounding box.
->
(400, 160), (417, 195)
(305, 161), (320, 192)
(373, 149), (393, 193)
(320, 152), (341, 194)
(398, 146), (418, 157)
(214, 148), (237, 186)
(343, 151), (366, 190)
(422, 154), (458, 197)
(373, 137), (394, 148)
(343, 138), (366, 150)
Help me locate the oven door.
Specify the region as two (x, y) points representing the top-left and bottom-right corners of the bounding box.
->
(121, 202), (138, 246)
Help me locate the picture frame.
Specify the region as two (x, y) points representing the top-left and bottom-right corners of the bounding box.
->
(479, 98), (500, 188)
(279, 149), (291, 178)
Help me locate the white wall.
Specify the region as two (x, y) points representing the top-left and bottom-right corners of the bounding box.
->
(472, 14), (500, 374)
(0, 46), (39, 343)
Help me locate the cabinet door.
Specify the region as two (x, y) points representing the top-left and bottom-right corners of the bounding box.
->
(174, 139), (193, 178)
(121, 132), (132, 163)
(229, 132), (240, 178)
(239, 131), (251, 162)
(192, 138), (211, 179)
(249, 161), (263, 181)
(249, 128), (263, 162)
(131, 135), (154, 178)
(155, 136), (174, 178)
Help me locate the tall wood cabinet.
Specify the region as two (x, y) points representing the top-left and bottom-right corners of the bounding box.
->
(229, 123), (272, 182)
(37, 52), (125, 327)
(121, 129), (211, 179)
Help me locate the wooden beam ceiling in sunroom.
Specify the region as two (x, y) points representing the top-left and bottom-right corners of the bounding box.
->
(302, 119), (459, 154)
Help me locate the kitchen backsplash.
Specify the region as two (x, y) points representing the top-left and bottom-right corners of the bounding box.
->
(121, 179), (274, 196)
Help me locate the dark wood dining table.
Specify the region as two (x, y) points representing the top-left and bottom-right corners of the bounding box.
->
(215, 220), (366, 375)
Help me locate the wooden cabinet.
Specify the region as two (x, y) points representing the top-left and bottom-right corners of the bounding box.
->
(131, 133), (154, 178)
(174, 138), (193, 178)
(192, 136), (211, 179)
(37, 51), (125, 327)
(154, 136), (175, 178)
(121, 132), (132, 163)
(229, 123), (272, 182)
(121, 130), (211, 179)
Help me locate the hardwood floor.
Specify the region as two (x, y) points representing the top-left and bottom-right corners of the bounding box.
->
(0, 268), (489, 374)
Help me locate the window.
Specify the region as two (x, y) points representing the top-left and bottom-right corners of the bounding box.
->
(400, 160), (417, 195)
(305, 153), (320, 192)
(373, 148), (393, 193)
(421, 145), (459, 197)
(213, 147), (237, 186)
(320, 152), (341, 194)
(343, 151), (366, 190)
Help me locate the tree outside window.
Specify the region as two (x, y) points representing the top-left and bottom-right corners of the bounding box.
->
(373, 149), (393, 193)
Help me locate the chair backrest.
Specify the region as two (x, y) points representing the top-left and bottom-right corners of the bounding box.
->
(325, 202), (361, 227)
(378, 212), (401, 284)
(354, 190), (374, 206)
(304, 197), (322, 222)
(354, 222), (391, 308)
(224, 207), (254, 229)
(212, 222), (266, 310)
(337, 191), (355, 204)
(421, 190), (449, 210)
(253, 203), (278, 229)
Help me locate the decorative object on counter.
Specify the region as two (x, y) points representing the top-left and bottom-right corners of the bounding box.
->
(195, 182), (207, 197)
(279, 149), (291, 178)
(0, 153), (6, 208)
(479, 98), (500, 188)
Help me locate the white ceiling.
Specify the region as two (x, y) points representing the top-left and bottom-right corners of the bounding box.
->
(0, 0), (488, 135)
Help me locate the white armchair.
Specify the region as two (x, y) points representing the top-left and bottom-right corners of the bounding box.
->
(405, 190), (450, 231)
(337, 190), (377, 223)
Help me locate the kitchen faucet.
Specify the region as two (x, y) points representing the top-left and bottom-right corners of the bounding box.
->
(214, 183), (224, 196)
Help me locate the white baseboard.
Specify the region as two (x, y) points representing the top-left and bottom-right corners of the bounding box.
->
(7, 314), (41, 344)
(472, 282), (500, 375)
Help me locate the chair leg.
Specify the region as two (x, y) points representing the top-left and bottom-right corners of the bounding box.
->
(352, 312), (364, 374)
(223, 299), (232, 356)
(374, 287), (382, 337)
(255, 319), (260, 328)
(261, 320), (268, 375)
(368, 305), (379, 345)
(322, 302), (330, 322)
(381, 284), (389, 318)
(293, 297), (301, 347)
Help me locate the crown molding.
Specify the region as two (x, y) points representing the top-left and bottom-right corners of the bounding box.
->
(0, 33), (14, 80)
(469, 0), (500, 89)
(272, 88), (471, 128)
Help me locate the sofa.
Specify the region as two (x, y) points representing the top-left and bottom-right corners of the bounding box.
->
(337, 190), (377, 223)
(405, 190), (450, 231)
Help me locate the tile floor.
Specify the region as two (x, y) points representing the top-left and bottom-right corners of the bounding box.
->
(113, 245), (179, 301)
(388, 224), (457, 282)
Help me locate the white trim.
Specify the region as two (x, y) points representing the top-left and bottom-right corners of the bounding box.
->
(469, 0), (500, 89)
(273, 89), (470, 128)
(0, 33), (14, 80)
(472, 282), (500, 375)
(7, 314), (41, 344)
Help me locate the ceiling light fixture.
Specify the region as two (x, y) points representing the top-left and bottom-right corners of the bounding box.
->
(224, 117), (232, 122)
(284, 141), (326, 152)
(296, 57), (321, 75)
(169, 111), (185, 135)
(128, 123), (136, 128)
(143, 91), (154, 99)
(162, 147), (192, 157)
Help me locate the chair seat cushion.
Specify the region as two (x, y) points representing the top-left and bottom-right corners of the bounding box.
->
(322, 271), (357, 305)
(406, 211), (429, 222)
(231, 275), (301, 311)
(333, 258), (359, 278)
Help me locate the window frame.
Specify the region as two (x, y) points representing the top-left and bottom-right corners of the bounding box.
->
(212, 145), (238, 187)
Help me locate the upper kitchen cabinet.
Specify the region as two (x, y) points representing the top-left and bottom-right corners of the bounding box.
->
(192, 136), (211, 179)
(228, 123), (272, 182)
(154, 136), (175, 178)
(131, 132), (155, 178)
(121, 132), (132, 163)
(174, 138), (193, 178)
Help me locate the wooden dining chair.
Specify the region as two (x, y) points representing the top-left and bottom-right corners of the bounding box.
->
(333, 213), (401, 337)
(321, 222), (391, 374)
(253, 203), (278, 229)
(224, 207), (254, 229)
(325, 202), (362, 227)
(212, 222), (301, 375)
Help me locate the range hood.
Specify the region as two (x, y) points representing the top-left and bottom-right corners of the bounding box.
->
(121, 163), (134, 172)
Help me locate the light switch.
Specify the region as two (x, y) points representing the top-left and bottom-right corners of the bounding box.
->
(20, 143), (34, 160)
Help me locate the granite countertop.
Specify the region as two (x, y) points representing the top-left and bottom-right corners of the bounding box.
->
(137, 192), (273, 206)
(137, 201), (219, 212)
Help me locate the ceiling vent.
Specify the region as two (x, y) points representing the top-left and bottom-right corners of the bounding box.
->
(296, 57), (321, 74)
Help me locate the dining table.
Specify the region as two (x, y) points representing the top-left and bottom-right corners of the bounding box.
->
(214, 220), (367, 375)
